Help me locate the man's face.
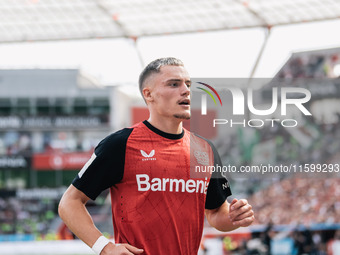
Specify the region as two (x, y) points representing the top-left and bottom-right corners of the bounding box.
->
(144, 65), (191, 120)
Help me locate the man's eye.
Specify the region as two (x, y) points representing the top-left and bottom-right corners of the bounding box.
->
(170, 83), (178, 87)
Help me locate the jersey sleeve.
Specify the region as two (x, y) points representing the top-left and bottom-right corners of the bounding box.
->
(72, 128), (133, 200)
(205, 140), (232, 210)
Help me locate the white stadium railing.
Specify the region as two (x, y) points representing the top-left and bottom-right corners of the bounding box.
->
(0, 240), (94, 255)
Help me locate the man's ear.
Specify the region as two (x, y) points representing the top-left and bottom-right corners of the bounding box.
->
(142, 86), (153, 104)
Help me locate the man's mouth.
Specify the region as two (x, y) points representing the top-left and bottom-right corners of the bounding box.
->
(178, 99), (190, 105)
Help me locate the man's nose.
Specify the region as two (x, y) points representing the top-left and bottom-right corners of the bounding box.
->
(181, 83), (190, 95)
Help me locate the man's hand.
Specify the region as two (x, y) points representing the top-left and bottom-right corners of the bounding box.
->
(228, 198), (254, 227)
(101, 242), (144, 255)
(205, 198), (254, 232)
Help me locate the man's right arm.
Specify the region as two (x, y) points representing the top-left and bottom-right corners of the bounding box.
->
(58, 185), (143, 255)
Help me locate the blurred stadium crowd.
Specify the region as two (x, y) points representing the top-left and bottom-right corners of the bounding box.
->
(249, 178), (340, 226)
(0, 195), (56, 238)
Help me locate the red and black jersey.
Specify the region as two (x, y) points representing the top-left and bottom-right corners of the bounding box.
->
(73, 120), (231, 255)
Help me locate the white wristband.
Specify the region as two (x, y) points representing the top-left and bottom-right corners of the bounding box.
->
(92, 236), (110, 255)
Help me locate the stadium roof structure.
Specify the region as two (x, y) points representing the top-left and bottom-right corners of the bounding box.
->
(0, 0), (340, 43)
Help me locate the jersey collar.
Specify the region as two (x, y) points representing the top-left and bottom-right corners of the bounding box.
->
(143, 120), (185, 140)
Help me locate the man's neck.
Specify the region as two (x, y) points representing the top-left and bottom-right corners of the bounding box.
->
(147, 117), (183, 134)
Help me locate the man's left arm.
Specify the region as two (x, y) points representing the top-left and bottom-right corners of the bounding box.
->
(201, 137), (254, 231)
(205, 198), (254, 232)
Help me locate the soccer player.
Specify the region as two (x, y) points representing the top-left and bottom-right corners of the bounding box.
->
(58, 57), (254, 255)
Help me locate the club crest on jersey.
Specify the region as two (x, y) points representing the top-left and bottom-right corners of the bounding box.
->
(194, 151), (209, 166)
(140, 150), (156, 161)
